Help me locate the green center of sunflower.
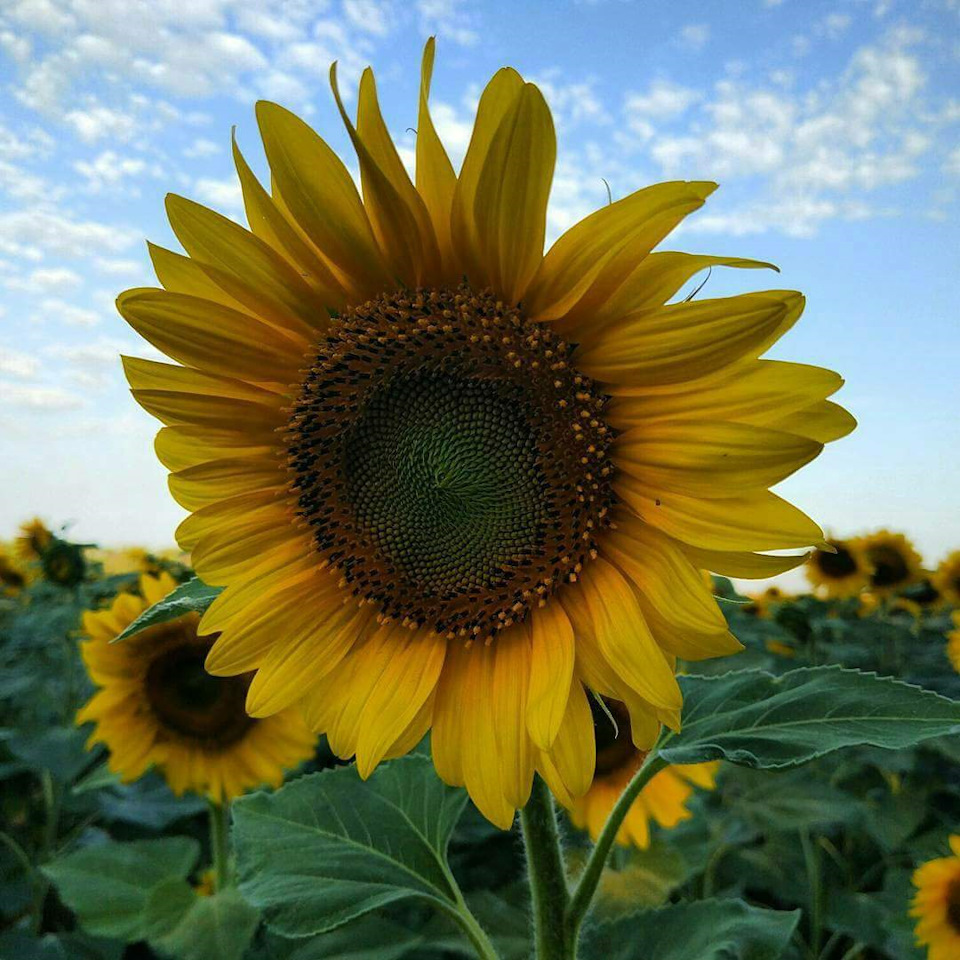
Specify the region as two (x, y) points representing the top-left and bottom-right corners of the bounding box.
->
(145, 641), (254, 746)
(868, 545), (910, 588)
(815, 544), (858, 579)
(288, 284), (615, 640)
(590, 696), (639, 777)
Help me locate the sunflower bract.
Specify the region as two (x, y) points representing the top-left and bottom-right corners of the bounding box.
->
(118, 39), (852, 827)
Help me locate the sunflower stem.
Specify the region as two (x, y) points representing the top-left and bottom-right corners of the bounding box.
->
(520, 775), (573, 960)
(565, 745), (669, 940)
(208, 799), (231, 891)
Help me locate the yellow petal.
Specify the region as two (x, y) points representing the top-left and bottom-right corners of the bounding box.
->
(431, 646), (467, 787)
(576, 558), (681, 711)
(525, 182), (716, 325)
(155, 425), (274, 472)
(586, 251), (778, 333)
(679, 543), (811, 579)
(117, 288), (307, 386)
(175, 489), (287, 553)
(614, 420), (823, 498)
(617, 484), (825, 552)
(450, 67), (524, 285)
(491, 627), (536, 809)
(764, 400), (857, 443)
(537, 681), (595, 805)
(165, 193), (326, 338)
(232, 133), (346, 307)
(576, 291), (804, 386)
(526, 603), (575, 750)
(416, 38), (458, 277)
(132, 389), (284, 434)
(168, 456), (285, 511)
(256, 100), (390, 298)
(121, 355), (281, 405)
(355, 626), (447, 778)
(472, 82), (555, 302)
(148, 242), (247, 310)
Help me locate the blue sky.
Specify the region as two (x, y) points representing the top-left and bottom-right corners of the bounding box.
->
(1, 0), (958, 584)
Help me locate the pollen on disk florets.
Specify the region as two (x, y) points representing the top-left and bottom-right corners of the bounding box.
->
(286, 284), (616, 641)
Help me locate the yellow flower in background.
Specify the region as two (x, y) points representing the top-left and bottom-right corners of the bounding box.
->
(934, 551), (960, 607)
(89, 546), (188, 577)
(911, 834), (960, 960)
(855, 530), (923, 597)
(0, 547), (28, 594)
(568, 698), (718, 847)
(946, 613), (960, 674)
(805, 537), (871, 598)
(16, 517), (52, 561)
(76, 573), (316, 802)
(743, 586), (786, 619)
(117, 40), (851, 827)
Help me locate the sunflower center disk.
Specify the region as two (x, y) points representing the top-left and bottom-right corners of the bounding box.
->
(146, 640), (253, 746)
(288, 285), (615, 640)
(816, 546), (858, 579)
(868, 546), (909, 587)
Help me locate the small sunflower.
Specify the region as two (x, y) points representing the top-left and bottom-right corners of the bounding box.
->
(76, 573), (316, 801)
(855, 530), (923, 597)
(16, 517), (52, 561)
(911, 835), (960, 960)
(0, 547), (28, 594)
(742, 586), (786, 619)
(934, 551), (960, 607)
(118, 41), (851, 826)
(946, 613), (960, 674)
(41, 538), (87, 587)
(568, 698), (718, 847)
(805, 537), (870, 598)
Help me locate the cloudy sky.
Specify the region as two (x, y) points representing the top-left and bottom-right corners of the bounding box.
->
(1, 0), (958, 580)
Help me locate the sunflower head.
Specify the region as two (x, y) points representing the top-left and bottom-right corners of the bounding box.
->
(568, 696), (718, 847)
(854, 530), (923, 597)
(742, 586), (786, 619)
(76, 573), (316, 801)
(16, 517), (52, 561)
(40, 538), (87, 587)
(805, 537), (870, 598)
(0, 548), (28, 594)
(117, 40), (851, 827)
(934, 551), (960, 607)
(911, 835), (960, 960)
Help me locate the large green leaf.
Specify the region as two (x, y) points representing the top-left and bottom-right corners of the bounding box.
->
(276, 917), (425, 959)
(42, 837), (199, 940)
(113, 577), (221, 643)
(661, 666), (960, 768)
(148, 885), (260, 960)
(584, 898), (801, 960)
(234, 755), (468, 936)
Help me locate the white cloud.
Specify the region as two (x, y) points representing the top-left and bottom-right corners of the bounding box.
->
(820, 13), (853, 40)
(416, 0), (478, 46)
(945, 146), (960, 176)
(5, 266), (82, 293)
(343, 0), (392, 36)
(92, 256), (146, 277)
(73, 149), (161, 193)
(0, 210), (139, 260)
(32, 298), (102, 327)
(679, 23), (710, 51)
(0, 347), (39, 379)
(624, 80), (699, 124)
(193, 175), (244, 213)
(64, 106), (137, 143)
(1, 382), (85, 411)
(183, 137), (220, 158)
(531, 72), (611, 130)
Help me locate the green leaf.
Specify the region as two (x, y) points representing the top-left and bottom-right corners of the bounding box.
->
(113, 577), (221, 643)
(71, 761), (122, 795)
(278, 917), (425, 959)
(7, 727), (94, 782)
(150, 887), (260, 960)
(234, 755), (468, 936)
(585, 899), (801, 960)
(661, 666), (960, 768)
(42, 837), (200, 939)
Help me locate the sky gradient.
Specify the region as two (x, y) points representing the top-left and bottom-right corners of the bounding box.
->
(1, 0), (958, 587)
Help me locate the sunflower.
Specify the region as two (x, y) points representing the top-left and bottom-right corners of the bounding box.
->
(76, 573), (316, 801)
(742, 586), (786, 619)
(568, 698), (718, 847)
(805, 537), (870, 598)
(41, 538), (88, 587)
(911, 835), (960, 960)
(16, 517), (52, 561)
(855, 530), (923, 597)
(946, 613), (960, 674)
(0, 547), (28, 594)
(934, 551), (960, 607)
(117, 41), (851, 827)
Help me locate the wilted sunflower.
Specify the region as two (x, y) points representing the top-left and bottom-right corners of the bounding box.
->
(568, 697), (717, 846)
(76, 573), (316, 801)
(805, 537), (870, 598)
(855, 530), (923, 597)
(16, 517), (52, 561)
(911, 834), (960, 960)
(118, 41), (851, 827)
(934, 551), (960, 607)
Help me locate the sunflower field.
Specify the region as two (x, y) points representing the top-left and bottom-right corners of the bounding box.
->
(3, 33), (960, 960)
(3, 520), (960, 960)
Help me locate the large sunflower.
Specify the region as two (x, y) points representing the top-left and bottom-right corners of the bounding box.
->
(568, 697), (718, 847)
(934, 551), (960, 607)
(911, 835), (960, 960)
(805, 537), (870, 598)
(855, 530), (923, 597)
(77, 573), (316, 801)
(117, 41), (852, 827)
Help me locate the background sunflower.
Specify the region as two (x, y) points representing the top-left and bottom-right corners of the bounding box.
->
(911, 835), (960, 960)
(805, 537), (871, 598)
(854, 530), (924, 597)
